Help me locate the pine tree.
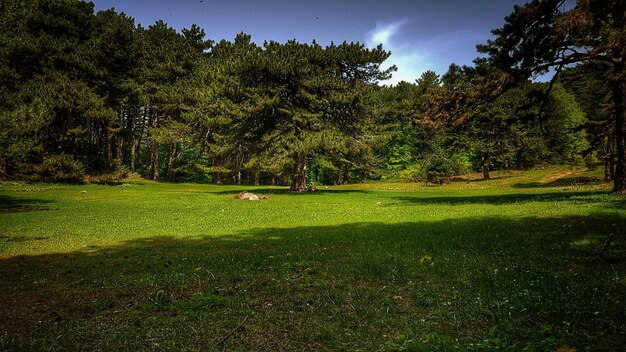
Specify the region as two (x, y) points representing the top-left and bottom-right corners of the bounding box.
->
(223, 39), (394, 191)
(478, 0), (626, 194)
(560, 62), (615, 179)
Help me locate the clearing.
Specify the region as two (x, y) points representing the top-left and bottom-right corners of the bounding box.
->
(0, 166), (624, 351)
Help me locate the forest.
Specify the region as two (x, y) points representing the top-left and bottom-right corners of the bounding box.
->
(0, 0), (624, 193)
(2, 1), (626, 350)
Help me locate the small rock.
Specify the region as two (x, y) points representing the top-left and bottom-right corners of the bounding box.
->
(234, 191), (260, 200)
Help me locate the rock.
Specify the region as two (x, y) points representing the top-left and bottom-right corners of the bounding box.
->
(234, 191), (260, 200)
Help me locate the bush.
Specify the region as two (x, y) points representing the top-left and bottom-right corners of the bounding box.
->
(425, 152), (471, 184)
(400, 152), (471, 184)
(35, 153), (85, 183)
(86, 160), (130, 184)
(175, 163), (212, 183)
(398, 163), (425, 182)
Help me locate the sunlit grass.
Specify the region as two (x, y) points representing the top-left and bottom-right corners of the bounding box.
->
(0, 167), (624, 351)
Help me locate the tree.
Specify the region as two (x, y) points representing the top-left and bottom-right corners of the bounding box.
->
(478, 0), (626, 194)
(420, 61), (519, 179)
(560, 62), (614, 179)
(223, 38), (394, 191)
(139, 20), (199, 181)
(90, 9), (142, 168)
(543, 83), (589, 164)
(0, 0), (118, 180)
(370, 83), (420, 172)
(370, 75), (446, 179)
(461, 87), (530, 179)
(195, 33), (266, 184)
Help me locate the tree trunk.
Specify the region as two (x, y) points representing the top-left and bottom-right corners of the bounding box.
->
(613, 80), (626, 194)
(151, 111), (159, 181)
(116, 136), (124, 162)
(604, 134), (614, 181)
(152, 141), (159, 180)
(482, 165), (490, 180)
(144, 107), (153, 178)
(135, 106), (147, 174)
(342, 163), (349, 185)
(609, 136), (615, 180)
(130, 139), (137, 173)
(0, 160), (7, 179)
(290, 154), (307, 192)
(236, 144), (243, 185)
(166, 142), (177, 182)
(195, 128), (210, 164)
(125, 106), (135, 168)
(254, 168), (260, 186)
(611, 4), (625, 193)
(106, 130), (113, 162)
(482, 153), (491, 180)
(145, 146), (152, 179)
(605, 158), (613, 182)
(115, 107), (125, 163)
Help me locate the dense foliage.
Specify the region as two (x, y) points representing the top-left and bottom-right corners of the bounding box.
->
(478, 0), (626, 193)
(0, 0), (619, 191)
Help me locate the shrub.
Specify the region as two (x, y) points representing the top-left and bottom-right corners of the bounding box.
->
(35, 153), (85, 183)
(400, 152), (471, 184)
(86, 160), (130, 184)
(399, 163), (425, 182)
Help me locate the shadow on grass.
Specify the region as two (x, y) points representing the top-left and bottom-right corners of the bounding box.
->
(0, 195), (54, 213)
(450, 175), (515, 183)
(513, 176), (606, 189)
(0, 235), (49, 242)
(0, 214), (624, 351)
(210, 187), (372, 196)
(391, 190), (621, 206)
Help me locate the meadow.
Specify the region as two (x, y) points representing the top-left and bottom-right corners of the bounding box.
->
(0, 167), (624, 351)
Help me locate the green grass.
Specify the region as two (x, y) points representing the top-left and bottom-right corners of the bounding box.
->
(0, 167), (624, 351)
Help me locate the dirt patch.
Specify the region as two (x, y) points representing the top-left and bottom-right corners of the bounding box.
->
(539, 168), (580, 183)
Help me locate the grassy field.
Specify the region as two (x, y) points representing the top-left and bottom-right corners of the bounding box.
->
(0, 166), (624, 351)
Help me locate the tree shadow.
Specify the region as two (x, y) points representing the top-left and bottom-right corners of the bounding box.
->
(0, 195), (55, 213)
(0, 235), (49, 242)
(450, 174), (515, 183)
(513, 176), (606, 189)
(391, 191), (617, 206)
(0, 214), (624, 350)
(210, 187), (372, 196)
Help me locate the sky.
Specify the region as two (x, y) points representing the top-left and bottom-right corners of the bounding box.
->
(92, 0), (531, 85)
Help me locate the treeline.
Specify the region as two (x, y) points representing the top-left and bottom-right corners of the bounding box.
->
(0, 0), (617, 191)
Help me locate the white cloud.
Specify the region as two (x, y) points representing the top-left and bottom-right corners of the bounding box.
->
(387, 52), (430, 85)
(366, 21), (431, 85)
(367, 22), (403, 47)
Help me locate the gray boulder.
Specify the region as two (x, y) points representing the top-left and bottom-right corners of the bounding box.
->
(234, 191), (260, 200)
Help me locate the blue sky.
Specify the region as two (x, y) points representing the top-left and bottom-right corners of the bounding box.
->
(92, 0), (529, 85)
